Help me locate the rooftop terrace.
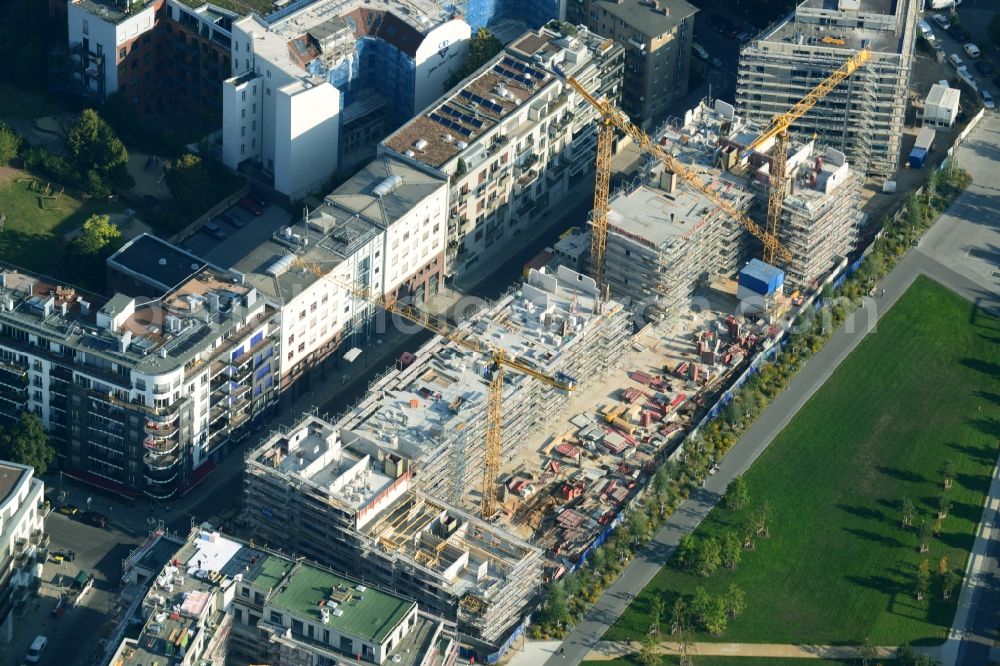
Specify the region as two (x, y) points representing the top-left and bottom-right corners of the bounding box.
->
(269, 561), (415, 644)
(758, 0), (909, 55)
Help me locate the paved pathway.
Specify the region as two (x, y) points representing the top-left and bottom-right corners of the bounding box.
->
(523, 113), (1000, 666)
(584, 641), (900, 661)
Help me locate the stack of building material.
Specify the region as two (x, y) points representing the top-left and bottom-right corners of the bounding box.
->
(621, 387), (646, 404)
(554, 442), (582, 460)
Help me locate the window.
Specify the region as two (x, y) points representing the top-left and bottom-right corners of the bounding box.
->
(297, 342), (305, 352)
(119, 47), (126, 59)
(241, 90), (246, 101)
(246, 41), (250, 52)
(235, 608), (243, 623)
(252, 120), (256, 130)
(288, 333), (295, 344)
(251, 139), (256, 149)
(241, 144), (245, 155)
(241, 126), (245, 137)
(241, 586), (250, 598)
(287, 351), (294, 361)
(82, 18), (89, 34)
(266, 87), (270, 96)
(241, 108), (245, 119)
(270, 611), (283, 624)
(252, 84), (257, 95)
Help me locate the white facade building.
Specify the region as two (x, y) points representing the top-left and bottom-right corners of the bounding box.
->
(0, 462), (44, 644)
(222, 0), (472, 198)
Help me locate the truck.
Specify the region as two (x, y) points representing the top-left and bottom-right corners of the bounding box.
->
(927, 0), (960, 9)
(908, 126), (936, 168)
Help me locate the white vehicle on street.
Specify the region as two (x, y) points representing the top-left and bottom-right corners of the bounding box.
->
(964, 43), (981, 58)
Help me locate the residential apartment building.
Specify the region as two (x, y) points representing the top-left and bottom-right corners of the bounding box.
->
(64, 0), (238, 122)
(567, 0), (697, 130)
(244, 415), (542, 651)
(204, 155), (446, 400)
(107, 528), (457, 666)
(222, 0), (473, 198)
(0, 266), (279, 500)
(458, 0), (564, 33)
(736, 0), (919, 179)
(0, 463), (45, 644)
(381, 24), (624, 277)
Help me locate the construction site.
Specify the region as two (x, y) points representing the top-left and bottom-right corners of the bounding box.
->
(244, 414), (542, 647)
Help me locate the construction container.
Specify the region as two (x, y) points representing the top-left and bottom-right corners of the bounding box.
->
(738, 259), (785, 297)
(909, 126), (935, 168)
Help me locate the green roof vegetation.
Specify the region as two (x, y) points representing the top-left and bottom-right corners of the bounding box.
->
(270, 563), (414, 644)
(607, 277), (1000, 646)
(251, 554), (293, 592)
(177, 0), (278, 17)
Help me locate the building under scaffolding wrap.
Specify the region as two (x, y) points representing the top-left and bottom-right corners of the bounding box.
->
(736, 0), (919, 180)
(335, 265), (631, 506)
(601, 101), (755, 320)
(244, 415), (541, 647)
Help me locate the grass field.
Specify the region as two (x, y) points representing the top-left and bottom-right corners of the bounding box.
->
(606, 277), (1000, 646)
(0, 169), (125, 286)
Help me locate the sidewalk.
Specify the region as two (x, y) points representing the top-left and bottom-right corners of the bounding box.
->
(585, 641), (901, 661)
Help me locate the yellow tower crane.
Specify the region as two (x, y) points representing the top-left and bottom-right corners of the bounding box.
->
(560, 74), (792, 293)
(295, 261), (574, 519)
(740, 48), (871, 265)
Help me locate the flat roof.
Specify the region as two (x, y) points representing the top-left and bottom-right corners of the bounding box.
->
(0, 464), (28, 508)
(588, 0), (698, 38)
(758, 0), (910, 55)
(269, 562), (415, 644)
(108, 234), (213, 294)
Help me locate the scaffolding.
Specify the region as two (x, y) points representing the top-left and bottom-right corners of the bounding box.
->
(736, 0), (920, 180)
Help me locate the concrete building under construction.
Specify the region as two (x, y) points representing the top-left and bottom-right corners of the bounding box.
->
(601, 100), (755, 320)
(600, 99), (864, 311)
(334, 266), (631, 506)
(736, 0), (919, 180)
(244, 415), (541, 648)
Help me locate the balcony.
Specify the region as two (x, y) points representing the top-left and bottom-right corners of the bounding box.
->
(143, 481), (177, 500)
(228, 363), (252, 381)
(144, 437), (179, 455)
(230, 336), (272, 367)
(144, 420), (178, 438)
(143, 453), (179, 471)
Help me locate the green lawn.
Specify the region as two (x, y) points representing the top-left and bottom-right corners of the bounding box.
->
(0, 169), (125, 287)
(606, 277), (1000, 646)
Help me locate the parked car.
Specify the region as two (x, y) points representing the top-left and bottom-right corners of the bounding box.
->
(692, 42), (709, 60)
(57, 504), (80, 517)
(201, 222), (226, 240)
(932, 13), (951, 30)
(238, 197), (264, 216)
(26, 636), (47, 664)
(247, 192), (269, 208)
(975, 60), (995, 78)
(949, 53), (965, 69)
(50, 549), (75, 563)
(981, 88), (995, 110)
(219, 213), (246, 229)
(711, 56), (724, 69)
(963, 43), (981, 58)
(82, 511), (108, 528)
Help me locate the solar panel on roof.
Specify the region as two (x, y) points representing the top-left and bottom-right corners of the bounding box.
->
(460, 90), (474, 101)
(456, 125), (473, 137)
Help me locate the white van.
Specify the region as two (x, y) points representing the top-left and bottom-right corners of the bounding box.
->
(26, 636), (48, 664)
(692, 43), (710, 60)
(964, 43), (981, 58)
(949, 53), (964, 69)
(917, 19), (936, 42)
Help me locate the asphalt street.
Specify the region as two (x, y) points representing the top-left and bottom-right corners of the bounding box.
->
(544, 112), (1000, 666)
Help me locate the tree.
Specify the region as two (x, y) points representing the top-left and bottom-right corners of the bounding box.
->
(669, 597), (689, 635)
(537, 582), (568, 628)
(721, 530), (742, 570)
(753, 500), (772, 537)
(741, 519), (756, 550)
(72, 213), (121, 256)
(901, 498), (915, 528)
(676, 534), (697, 571)
(0, 122), (21, 166)
(941, 569), (959, 600)
(724, 583), (746, 619)
(637, 633), (659, 666)
(724, 475), (749, 511)
(938, 494), (951, 519)
(859, 636), (876, 666)
(628, 510), (649, 546)
(914, 655), (936, 666)
(916, 559), (930, 601)
(942, 460), (956, 490)
(445, 28), (503, 88)
(917, 519), (932, 553)
(703, 595), (728, 635)
(0, 413), (55, 475)
(66, 109), (128, 176)
(649, 595), (665, 635)
(697, 536), (722, 577)
(691, 586), (711, 625)
(937, 556), (949, 576)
